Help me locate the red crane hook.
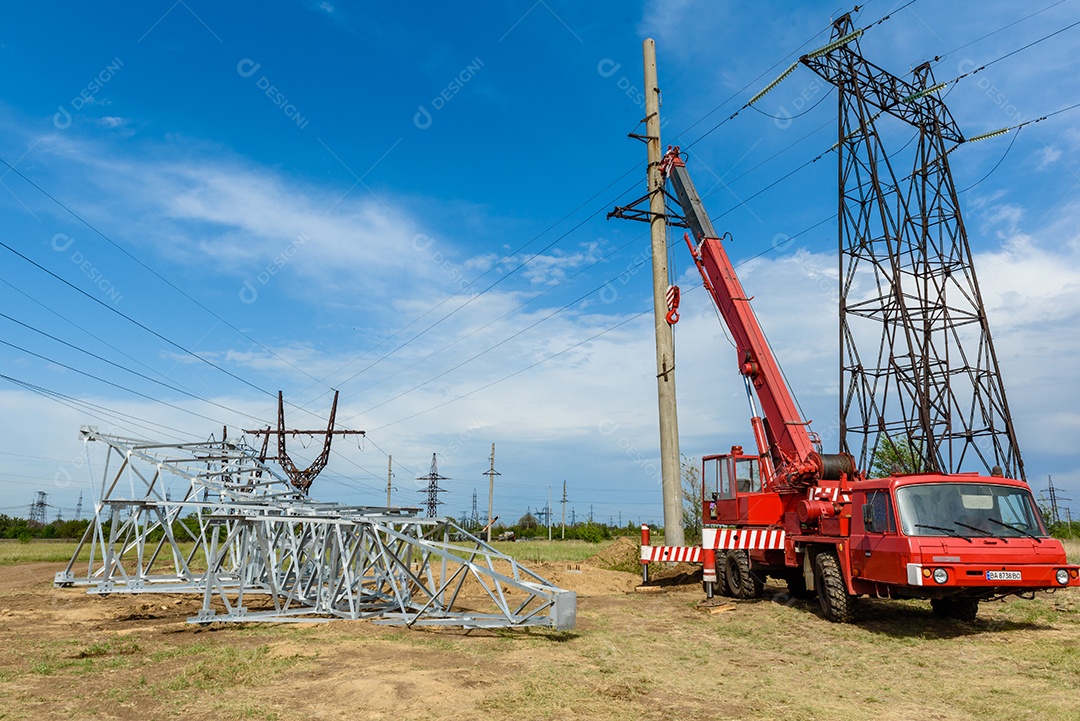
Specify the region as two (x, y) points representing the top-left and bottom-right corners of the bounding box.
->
(665, 284), (680, 325)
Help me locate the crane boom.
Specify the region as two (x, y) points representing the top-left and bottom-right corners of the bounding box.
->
(630, 48), (1079, 623)
(661, 147), (853, 489)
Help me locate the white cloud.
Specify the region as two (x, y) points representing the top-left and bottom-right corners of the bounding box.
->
(1037, 145), (1063, 170)
(515, 242), (604, 286)
(25, 131), (486, 310)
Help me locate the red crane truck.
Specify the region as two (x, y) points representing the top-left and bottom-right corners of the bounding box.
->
(638, 146), (1080, 621)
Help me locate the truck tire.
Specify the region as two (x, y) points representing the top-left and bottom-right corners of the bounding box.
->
(931, 597), (979, 622)
(814, 551), (857, 622)
(715, 552), (730, 597)
(785, 572), (815, 601)
(725, 550), (764, 599)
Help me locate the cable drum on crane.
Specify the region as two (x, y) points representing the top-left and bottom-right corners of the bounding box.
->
(813, 452), (858, 481)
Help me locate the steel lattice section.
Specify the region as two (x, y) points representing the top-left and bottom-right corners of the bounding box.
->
(55, 426), (576, 630)
(801, 15), (1025, 479)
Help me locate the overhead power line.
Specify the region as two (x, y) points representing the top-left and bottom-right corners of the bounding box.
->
(316, 171), (643, 397)
(0, 155), (331, 391)
(0, 310), (267, 426)
(681, 1), (918, 152)
(0, 372), (200, 441)
(931, 0), (1068, 65)
(3, 0), (1073, 487)
(0, 337), (229, 426)
(0, 239), (278, 399)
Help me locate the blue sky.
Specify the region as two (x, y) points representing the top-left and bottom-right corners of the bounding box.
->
(2, 1), (1080, 527)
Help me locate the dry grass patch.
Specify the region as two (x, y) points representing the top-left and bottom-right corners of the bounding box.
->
(0, 550), (1078, 720)
(1062, 537), (1080, 564)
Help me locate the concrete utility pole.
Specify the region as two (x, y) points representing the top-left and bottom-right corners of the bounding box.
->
(485, 443), (500, 543)
(386, 455), (393, 507)
(643, 38), (684, 547)
(561, 481), (570, 537)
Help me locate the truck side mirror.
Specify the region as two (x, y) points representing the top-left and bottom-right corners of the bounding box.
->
(862, 503), (874, 531)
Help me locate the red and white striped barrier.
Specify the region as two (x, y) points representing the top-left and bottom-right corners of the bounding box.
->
(640, 545), (704, 563)
(638, 525), (786, 569)
(703, 527), (785, 551)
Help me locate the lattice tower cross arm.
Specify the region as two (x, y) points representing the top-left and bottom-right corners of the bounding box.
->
(243, 391), (365, 494)
(799, 14), (964, 144)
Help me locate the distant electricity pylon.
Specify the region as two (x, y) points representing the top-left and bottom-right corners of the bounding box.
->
(1043, 476), (1072, 525)
(802, 14), (1024, 479)
(417, 453), (449, 518)
(28, 491), (48, 526)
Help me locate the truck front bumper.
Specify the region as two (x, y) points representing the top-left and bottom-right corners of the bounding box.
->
(905, 562), (1080, 589)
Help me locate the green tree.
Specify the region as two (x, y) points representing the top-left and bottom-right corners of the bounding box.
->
(681, 455), (702, 544)
(516, 511), (539, 532)
(576, 521), (604, 543)
(870, 437), (925, 478)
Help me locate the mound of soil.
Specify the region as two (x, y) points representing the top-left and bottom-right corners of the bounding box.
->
(647, 562), (702, 587)
(530, 562), (639, 597)
(587, 538), (703, 588)
(587, 537), (641, 573)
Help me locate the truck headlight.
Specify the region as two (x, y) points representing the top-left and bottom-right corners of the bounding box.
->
(933, 568), (948, 584)
(1057, 569), (1070, 586)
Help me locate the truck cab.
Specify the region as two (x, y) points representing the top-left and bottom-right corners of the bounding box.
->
(702, 447), (782, 527)
(846, 474), (1077, 617)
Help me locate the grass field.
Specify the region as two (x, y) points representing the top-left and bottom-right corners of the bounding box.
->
(0, 541), (86, 566)
(1, 539), (1078, 720)
(8, 535), (1073, 565)
(0, 538), (617, 567)
(490, 538), (616, 563)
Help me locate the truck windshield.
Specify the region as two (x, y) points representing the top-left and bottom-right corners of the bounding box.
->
(894, 483), (1048, 539)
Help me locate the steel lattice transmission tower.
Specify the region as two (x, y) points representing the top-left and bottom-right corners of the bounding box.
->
(801, 15), (1025, 479)
(417, 453), (449, 518)
(28, 491), (48, 526)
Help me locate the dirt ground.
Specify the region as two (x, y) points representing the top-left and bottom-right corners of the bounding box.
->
(1, 558), (1078, 721)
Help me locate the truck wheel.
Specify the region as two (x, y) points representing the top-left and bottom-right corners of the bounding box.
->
(785, 572), (815, 601)
(952, 598), (979, 621)
(715, 552), (730, 597)
(725, 550), (765, 599)
(931, 598), (953, 619)
(725, 551), (748, 599)
(814, 551), (857, 622)
(931, 597), (979, 621)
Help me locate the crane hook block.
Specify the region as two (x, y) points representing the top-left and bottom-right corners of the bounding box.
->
(665, 284), (680, 324)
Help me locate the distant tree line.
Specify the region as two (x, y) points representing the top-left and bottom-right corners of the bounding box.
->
(0, 514), (91, 541)
(3, 511), (649, 545)
(472, 511), (643, 543)
(0, 513), (207, 543)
